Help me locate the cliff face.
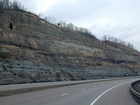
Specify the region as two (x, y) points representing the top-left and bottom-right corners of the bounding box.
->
(0, 9), (140, 84)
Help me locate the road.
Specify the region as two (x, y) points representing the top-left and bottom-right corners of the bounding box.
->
(0, 78), (139, 105)
(0, 77), (138, 91)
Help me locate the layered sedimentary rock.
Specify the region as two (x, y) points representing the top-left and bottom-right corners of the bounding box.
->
(0, 9), (140, 84)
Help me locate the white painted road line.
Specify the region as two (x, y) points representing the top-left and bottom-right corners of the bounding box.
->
(61, 93), (69, 97)
(81, 88), (85, 91)
(90, 81), (131, 105)
(93, 86), (96, 87)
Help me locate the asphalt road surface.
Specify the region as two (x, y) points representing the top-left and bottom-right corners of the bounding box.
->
(0, 78), (139, 105)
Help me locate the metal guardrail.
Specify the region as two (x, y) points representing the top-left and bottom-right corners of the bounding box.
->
(130, 80), (140, 98)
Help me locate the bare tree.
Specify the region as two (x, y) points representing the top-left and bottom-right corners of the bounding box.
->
(110, 37), (114, 42)
(63, 21), (67, 27)
(102, 35), (107, 41)
(107, 35), (111, 41)
(45, 16), (56, 24)
(67, 23), (74, 30)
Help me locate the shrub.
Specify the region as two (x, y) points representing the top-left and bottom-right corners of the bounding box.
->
(0, 51), (9, 59)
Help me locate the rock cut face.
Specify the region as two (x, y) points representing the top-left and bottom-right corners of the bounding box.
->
(0, 9), (139, 84)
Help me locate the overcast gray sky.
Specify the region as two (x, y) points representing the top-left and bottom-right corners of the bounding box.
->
(17, 0), (140, 51)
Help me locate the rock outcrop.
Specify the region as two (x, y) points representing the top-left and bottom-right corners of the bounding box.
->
(0, 9), (140, 84)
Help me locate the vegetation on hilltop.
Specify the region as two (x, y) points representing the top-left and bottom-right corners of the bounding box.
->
(102, 35), (134, 49)
(0, 0), (136, 51)
(0, 0), (95, 39)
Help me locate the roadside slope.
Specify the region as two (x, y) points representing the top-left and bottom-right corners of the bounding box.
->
(0, 9), (140, 84)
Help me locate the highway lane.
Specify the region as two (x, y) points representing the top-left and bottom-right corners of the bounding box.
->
(0, 78), (139, 105)
(92, 82), (137, 105)
(0, 80), (97, 91)
(0, 77), (138, 91)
